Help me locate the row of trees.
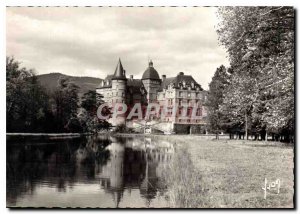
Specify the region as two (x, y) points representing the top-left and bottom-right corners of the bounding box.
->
(6, 57), (111, 133)
(207, 7), (294, 142)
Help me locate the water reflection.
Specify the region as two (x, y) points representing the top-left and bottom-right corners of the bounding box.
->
(7, 135), (174, 208)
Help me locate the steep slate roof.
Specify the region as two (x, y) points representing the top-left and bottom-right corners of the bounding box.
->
(127, 79), (143, 87)
(97, 75), (113, 88)
(112, 58), (127, 80)
(105, 75), (114, 81)
(158, 73), (203, 91)
(127, 79), (144, 93)
(142, 60), (160, 80)
(160, 77), (176, 90)
(97, 59), (126, 89)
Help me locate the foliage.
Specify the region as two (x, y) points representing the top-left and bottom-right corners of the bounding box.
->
(214, 7), (294, 141)
(207, 65), (230, 137)
(113, 124), (134, 133)
(80, 90), (112, 132)
(52, 77), (80, 132)
(81, 90), (103, 115)
(6, 57), (112, 133)
(6, 57), (51, 132)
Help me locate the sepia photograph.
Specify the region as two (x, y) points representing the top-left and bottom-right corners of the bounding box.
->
(5, 5), (294, 208)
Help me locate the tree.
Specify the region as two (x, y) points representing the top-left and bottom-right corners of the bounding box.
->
(216, 7), (294, 142)
(80, 90), (112, 133)
(81, 90), (103, 115)
(52, 77), (81, 132)
(6, 57), (51, 132)
(207, 65), (230, 139)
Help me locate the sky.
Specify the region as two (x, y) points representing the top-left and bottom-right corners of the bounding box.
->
(6, 7), (229, 89)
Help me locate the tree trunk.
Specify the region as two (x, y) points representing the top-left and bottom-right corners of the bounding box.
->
(245, 111), (248, 140)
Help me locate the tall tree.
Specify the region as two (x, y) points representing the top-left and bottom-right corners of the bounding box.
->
(216, 7), (294, 141)
(6, 57), (50, 132)
(80, 90), (111, 133)
(52, 77), (80, 132)
(207, 65), (230, 139)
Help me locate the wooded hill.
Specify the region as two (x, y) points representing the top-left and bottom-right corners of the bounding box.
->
(37, 73), (102, 96)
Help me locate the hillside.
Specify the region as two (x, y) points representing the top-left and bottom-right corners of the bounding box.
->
(37, 73), (102, 96)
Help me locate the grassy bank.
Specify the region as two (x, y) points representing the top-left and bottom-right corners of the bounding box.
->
(157, 135), (294, 208)
(162, 143), (211, 208)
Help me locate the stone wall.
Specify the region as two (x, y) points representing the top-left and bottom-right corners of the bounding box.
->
(173, 124), (207, 134)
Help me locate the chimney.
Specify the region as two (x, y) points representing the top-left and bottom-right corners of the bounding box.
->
(162, 75), (166, 81)
(130, 75), (133, 79)
(178, 72), (184, 76)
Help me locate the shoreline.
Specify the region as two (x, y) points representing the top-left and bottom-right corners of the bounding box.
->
(6, 132), (94, 141)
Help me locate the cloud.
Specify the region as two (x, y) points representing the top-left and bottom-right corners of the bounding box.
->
(6, 7), (229, 89)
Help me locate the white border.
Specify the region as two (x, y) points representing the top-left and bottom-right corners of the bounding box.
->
(1, 1), (297, 213)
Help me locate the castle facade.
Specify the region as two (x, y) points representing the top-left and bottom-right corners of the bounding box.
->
(96, 59), (208, 134)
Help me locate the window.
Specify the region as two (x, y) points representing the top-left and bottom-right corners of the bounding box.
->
(197, 108), (202, 116)
(187, 93), (191, 98)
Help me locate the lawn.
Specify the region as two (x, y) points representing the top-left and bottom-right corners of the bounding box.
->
(157, 135), (294, 208)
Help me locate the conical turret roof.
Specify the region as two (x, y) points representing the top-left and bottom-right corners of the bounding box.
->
(112, 58), (127, 80)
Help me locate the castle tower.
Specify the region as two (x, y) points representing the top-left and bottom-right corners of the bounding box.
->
(142, 60), (161, 103)
(111, 58), (127, 125)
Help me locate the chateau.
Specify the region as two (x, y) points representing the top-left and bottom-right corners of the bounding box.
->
(96, 59), (208, 134)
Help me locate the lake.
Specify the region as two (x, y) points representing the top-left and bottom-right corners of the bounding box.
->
(6, 135), (174, 208)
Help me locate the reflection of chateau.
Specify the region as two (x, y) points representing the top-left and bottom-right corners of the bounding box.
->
(96, 59), (208, 134)
(96, 137), (173, 208)
(7, 136), (172, 208)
